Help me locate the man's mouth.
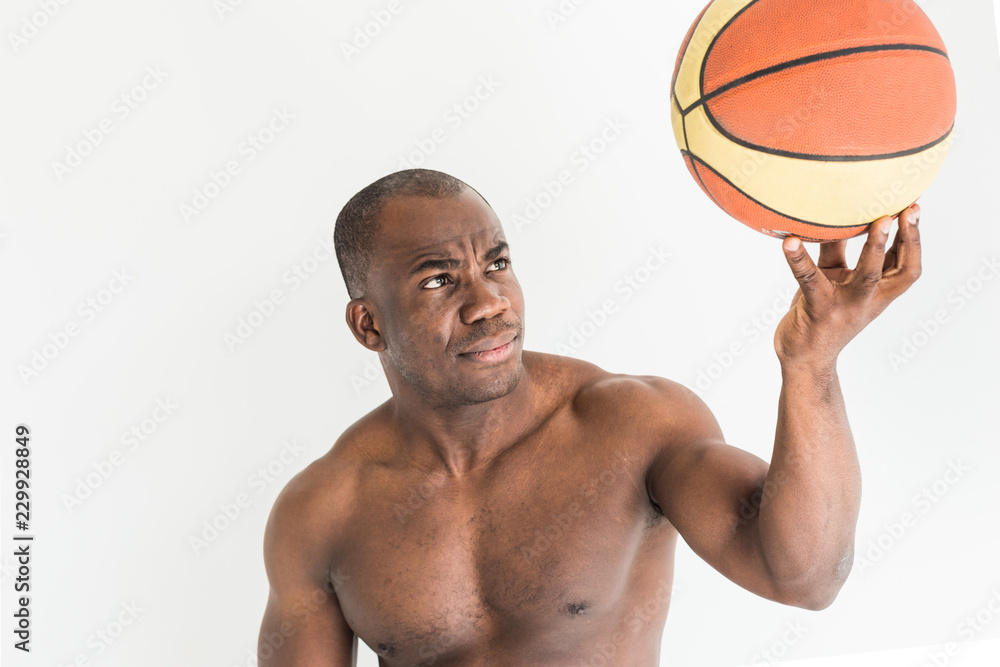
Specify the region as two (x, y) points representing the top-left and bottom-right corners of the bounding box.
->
(459, 334), (517, 363)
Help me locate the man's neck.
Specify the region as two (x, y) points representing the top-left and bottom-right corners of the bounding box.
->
(387, 359), (541, 477)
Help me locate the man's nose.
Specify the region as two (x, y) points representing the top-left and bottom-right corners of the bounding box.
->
(459, 278), (510, 324)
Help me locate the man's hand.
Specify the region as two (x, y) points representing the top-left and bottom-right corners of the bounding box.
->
(774, 203), (922, 367)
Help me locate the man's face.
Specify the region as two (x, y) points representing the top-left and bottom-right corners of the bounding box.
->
(368, 188), (526, 408)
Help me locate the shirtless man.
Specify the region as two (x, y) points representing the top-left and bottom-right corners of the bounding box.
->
(257, 168), (922, 666)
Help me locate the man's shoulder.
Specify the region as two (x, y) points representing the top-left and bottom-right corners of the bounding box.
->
(546, 353), (721, 455)
(545, 353), (706, 426)
(532, 352), (723, 492)
(266, 402), (391, 538)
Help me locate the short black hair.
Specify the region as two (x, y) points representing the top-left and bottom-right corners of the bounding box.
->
(333, 169), (476, 300)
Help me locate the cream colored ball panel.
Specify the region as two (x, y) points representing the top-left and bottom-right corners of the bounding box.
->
(684, 106), (953, 226)
(673, 0), (757, 110)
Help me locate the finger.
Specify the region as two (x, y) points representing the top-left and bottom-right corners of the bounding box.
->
(882, 227), (902, 272)
(884, 200), (920, 271)
(881, 204), (922, 297)
(818, 239), (848, 269)
(782, 237), (833, 300)
(848, 215), (894, 292)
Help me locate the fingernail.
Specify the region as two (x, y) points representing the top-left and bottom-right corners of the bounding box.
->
(784, 237), (801, 252)
(909, 210), (920, 226)
(880, 218), (893, 235)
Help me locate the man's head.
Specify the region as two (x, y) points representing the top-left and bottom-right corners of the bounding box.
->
(334, 169), (525, 409)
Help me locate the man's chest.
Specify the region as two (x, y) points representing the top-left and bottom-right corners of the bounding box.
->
(331, 436), (673, 663)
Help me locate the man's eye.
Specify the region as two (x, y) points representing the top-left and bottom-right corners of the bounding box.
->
(423, 258), (509, 289)
(423, 275), (450, 289)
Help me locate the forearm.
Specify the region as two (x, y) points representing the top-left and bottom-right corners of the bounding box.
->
(754, 359), (861, 608)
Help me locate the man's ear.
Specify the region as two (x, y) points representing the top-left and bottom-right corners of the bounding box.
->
(345, 298), (386, 352)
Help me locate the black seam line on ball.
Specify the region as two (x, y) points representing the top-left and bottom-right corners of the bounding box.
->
(680, 150), (725, 212)
(699, 0), (764, 113)
(679, 151), (872, 231)
(674, 1), (715, 99)
(679, 95), (691, 152)
(686, 42), (950, 118)
(704, 113), (954, 162)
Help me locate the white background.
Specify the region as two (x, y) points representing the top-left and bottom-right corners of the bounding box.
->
(2, 1), (999, 666)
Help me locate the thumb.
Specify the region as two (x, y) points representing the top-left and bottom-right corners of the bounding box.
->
(782, 236), (829, 299)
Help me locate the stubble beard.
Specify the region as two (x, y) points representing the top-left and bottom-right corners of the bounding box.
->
(387, 339), (524, 409)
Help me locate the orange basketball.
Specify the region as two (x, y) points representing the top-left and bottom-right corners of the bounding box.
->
(670, 0), (957, 241)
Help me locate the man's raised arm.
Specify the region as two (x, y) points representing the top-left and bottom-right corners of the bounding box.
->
(646, 205), (922, 610)
(259, 471), (358, 666)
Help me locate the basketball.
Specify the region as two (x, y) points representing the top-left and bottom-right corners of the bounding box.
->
(670, 0), (957, 241)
